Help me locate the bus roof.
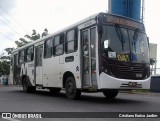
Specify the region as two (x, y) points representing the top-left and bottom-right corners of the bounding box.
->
(12, 13), (100, 54)
(12, 12), (144, 54)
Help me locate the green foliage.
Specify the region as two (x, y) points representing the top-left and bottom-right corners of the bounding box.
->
(0, 61), (10, 76)
(5, 48), (14, 55)
(0, 47), (14, 76)
(15, 28), (48, 48)
(0, 56), (10, 60)
(0, 47), (14, 61)
(25, 29), (40, 41)
(42, 28), (48, 37)
(15, 38), (31, 48)
(0, 29), (49, 75)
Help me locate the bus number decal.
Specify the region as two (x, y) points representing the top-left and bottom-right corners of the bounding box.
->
(117, 54), (130, 62)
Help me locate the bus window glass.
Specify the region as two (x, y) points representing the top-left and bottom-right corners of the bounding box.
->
(36, 45), (43, 66)
(18, 50), (25, 64)
(90, 28), (96, 58)
(67, 30), (74, 41)
(26, 46), (34, 62)
(54, 36), (60, 46)
(44, 39), (52, 58)
(53, 34), (64, 56)
(66, 29), (77, 53)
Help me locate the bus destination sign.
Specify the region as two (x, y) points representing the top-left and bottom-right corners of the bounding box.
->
(104, 15), (144, 30)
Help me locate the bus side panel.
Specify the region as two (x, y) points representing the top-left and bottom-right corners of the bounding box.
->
(42, 52), (81, 88)
(25, 62), (35, 86)
(43, 57), (60, 87)
(63, 52), (81, 88)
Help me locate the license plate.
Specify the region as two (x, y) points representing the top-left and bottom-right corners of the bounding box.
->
(128, 82), (137, 87)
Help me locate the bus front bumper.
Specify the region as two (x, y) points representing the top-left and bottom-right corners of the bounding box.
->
(99, 72), (151, 89)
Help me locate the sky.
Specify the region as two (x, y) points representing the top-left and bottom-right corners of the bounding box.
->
(0, 0), (159, 73)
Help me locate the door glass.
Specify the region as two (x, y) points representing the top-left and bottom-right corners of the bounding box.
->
(90, 27), (97, 85)
(36, 45), (43, 67)
(82, 30), (90, 86)
(13, 54), (18, 84)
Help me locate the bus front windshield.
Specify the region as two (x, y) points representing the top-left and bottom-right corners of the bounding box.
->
(101, 25), (150, 63)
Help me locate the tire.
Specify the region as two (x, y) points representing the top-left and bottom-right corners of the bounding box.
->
(22, 78), (28, 93)
(65, 77), (81, 100)
(103, 89), (119, 99)
(22, 78), (36, 93)
(49, 88), (61, 96)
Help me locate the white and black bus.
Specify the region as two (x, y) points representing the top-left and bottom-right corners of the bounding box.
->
(10, 12), (151, 99)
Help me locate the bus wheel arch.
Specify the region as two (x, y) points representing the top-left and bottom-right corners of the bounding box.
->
(22, 75), (28, 93)
(22, 75), (35, 93)
(63, 71), (75, 88)
(63, 72), (81, 100)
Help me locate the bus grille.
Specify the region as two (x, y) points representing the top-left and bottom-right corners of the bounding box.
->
(109, 62), (147, 80)
(116, 64), (144, 73)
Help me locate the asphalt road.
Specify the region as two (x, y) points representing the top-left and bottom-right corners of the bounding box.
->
(0, 86), (160, 121)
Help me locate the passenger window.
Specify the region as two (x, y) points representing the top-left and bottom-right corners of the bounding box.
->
(26, 46), (34, 62)
(18, 50), (25, 64)
(53, 34), (64, 56)
(44, 38), (52, 58)
(66, 29), (77, 53)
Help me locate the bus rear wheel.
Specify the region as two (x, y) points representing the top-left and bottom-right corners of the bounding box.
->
(103, 89), (119, 99)
(65, 77), (81, 100)
(22, 78), (36, 93)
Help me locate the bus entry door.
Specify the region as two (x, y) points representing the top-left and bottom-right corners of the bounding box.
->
(35, 45), (43, 85)
(81, 27), (97, 87)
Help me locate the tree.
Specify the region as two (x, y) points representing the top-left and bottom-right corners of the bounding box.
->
(15, 29), (40, 48)
(0, 47), (14, 76)
(42, 28), (48, 37)
(15, 29), (48, 48)
(25, 29), (40, 41)
(5, 48), (14, 55)
(0, 47), (14, 61)
(0, 61), (10, 76)
(15, 38), (30, 48)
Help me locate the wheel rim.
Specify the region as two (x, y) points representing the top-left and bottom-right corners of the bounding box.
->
(67, 81), (75, 95)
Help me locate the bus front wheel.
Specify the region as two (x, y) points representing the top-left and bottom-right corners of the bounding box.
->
(103, 89), (119, 99)
(65, 77), (81, 100)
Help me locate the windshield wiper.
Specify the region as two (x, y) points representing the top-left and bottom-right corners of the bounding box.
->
(115, 25), (125, 51)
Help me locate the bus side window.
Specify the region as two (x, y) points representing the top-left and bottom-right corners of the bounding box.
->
(44, 38), (52, 58)
(53, 34), (64, 56)
(65, 29), (77, 53)
(18, 49), (25, 65)
(26, 46), (34, 62)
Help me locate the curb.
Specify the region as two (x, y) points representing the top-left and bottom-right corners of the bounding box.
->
(120, 90), (160, 96)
